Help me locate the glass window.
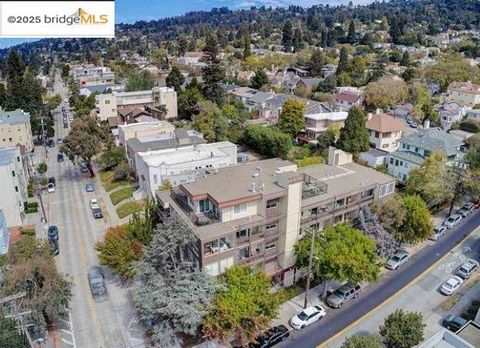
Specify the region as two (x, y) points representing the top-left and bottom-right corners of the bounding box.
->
(265, 242), (276, 250)
(219, 236), (232, 251)
(204, 240), (219, 255)
(236, 229), (250, 239)
(11, 170), (15, 177)
(265, 223), (277, 230)
(389, 158), (394, 164)
(234, 203), (247, 214)
(238, 247), (250, 260)
(199, 199), (211, 213)
(266, 200), (278, 209)
(379, 182), (394, 197)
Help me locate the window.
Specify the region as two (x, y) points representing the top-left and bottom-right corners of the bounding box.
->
(395, 160), (399, 166)
(400, 161), (403, 166)
(16, 156), (20, 162)
(236, 229), (250, 239)
(265, 223), (277, 230)
(199, 199), (211, 213)
(238, 247), (250, 260)
(153, 174), (158, 184)
(415, 147), (419, 153)
(234, 203), (247, 214)
(265, 242), (276, 250)
(379, 182), (394, 197)
(105, 100), (110, 104)
(12, 170), (15, 177)
(389, 158), (394, 164)
(375, 131), (380, 138)
(204, 240), (219, 255)
(266, 200), (278, 209)
(406, 145), (410, 150)
(405, 162), (409, 168)
(15, 186), (18, 192)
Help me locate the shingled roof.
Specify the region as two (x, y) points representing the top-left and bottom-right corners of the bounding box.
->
(366, 113), (404, 133)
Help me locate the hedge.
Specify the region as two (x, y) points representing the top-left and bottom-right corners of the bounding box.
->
(116, 201), (143, 219)
(242, 125), (292, 158)
(21, 228), (35, 236)
(110, 187), (134, 205)
(459, 120), (480, 133)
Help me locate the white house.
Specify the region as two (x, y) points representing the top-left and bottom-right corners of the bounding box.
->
(447, 81), (480, 107)
(365, 112), (404, 152)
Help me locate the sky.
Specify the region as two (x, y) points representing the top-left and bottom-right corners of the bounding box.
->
(0, 0), (370, 48)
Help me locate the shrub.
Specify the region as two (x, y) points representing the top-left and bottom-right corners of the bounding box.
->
(460, 120), (480, 133)
(104, 180), (129, 192)
(116, 201), (144, 218)
(100, 170), (113, 182)
(242, 125), (292, 158)
(21, 228), (35, 236)
(295, 156), (324, 167)
(110, 187), (134, 205)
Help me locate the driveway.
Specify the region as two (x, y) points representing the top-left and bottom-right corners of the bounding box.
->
(277, 210), (480, 348)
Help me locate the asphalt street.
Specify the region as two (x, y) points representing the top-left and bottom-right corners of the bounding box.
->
(278, 210), (480, 348)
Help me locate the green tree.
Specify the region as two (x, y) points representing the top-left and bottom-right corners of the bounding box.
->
(242, 125), (292, 158)
(250, 69), (269, 89)
(5, 50), (26, 111)
(294, 222), (380, 298)
(317, 129), (336, 151)
(342, 334), (385, 348)
(202, 34), (225, 106)
(98, 146), (126, 171)
(379, 309), (425, 348)
(37, 162), (48, 175)
(282, 20), (293, 51)
(364, 78), (409, 110)
(402, 68), (417, 82)
(0, 311), (29, 348)
(371, 195), (407, 236)
(0, 83), (6, 108)
(178, 86), (203, 120)
(243, 34), (251, 59)
(279, 99), (304, 137)
(398, 195), (433, 244)
(126, 70), (155, 92)
(308, 49), (325, 77)
(61, 64), (70, 80)
(166, 66), (185, 91)
(400, 51), (411, 67)
(158, 180), (173, 191)
(203, 265), (281, 343)
(336, 107), (369, 157)
(192, 100), (228, 142)
(426, 54), (480, 91)
(317, 74), (337, 93)
(336, 47), (350, 76)
(347, 20), (356, 44)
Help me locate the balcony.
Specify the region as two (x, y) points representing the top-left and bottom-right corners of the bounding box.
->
(171, 188), (220, 226)
(265, 206), (280, 219)
(302, 175), (328, 200)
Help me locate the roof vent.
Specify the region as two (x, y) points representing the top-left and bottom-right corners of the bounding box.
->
(251, 183), (257, 193)
(253, 172), (259, 178)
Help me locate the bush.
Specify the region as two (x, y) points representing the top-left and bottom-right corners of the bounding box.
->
(242, 125), (292, 158)
(295, 156), (324, 167)
(116, 201), (144, 218)
(24, 202), (38, 214)
(21, 228), (35, 236)
(460, 120), (480, 133)
(275, 285), (303, 303)
(110, 187), (134, 205)
(104, 180), (129, 192)
(100, 170), (113, 182)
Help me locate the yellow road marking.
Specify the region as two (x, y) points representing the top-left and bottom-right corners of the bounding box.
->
(318, 226), (480, 348)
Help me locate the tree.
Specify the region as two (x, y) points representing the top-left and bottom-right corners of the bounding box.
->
(113, 162), (131, 180)
(364, 78), (409, 110)
(178, 86), (203, 120)
(371, 196), (406, 236)
(279, 99), (305, 137)
(98, 146), (126, 171)
(203, 265), (281, 343)
(0, 311), (29, 348)
(5, 50), (26, 111)
(61, 116), (109, 177)
(342, 334), (385, 348)
(426, 54), (480, 91)
(61, 64), (70, 80)
(308, 49), (325, 77)
(37, 162), (48, 175)
(336, 107), (369, 157)
(126, 70), (155, 92)
(243, 34), (251, 59)
(192, 100), (228, 142)
(400, 51), (411, 67)
(398, 195), (433, 244)
(202, 34), (225, 106)
(317, 74), (337, 93)
(158, 180), (172, 191)
(347, 21), (356, 44)
(294, 222), (380, 298)
(379, 309), (425, 348)
(250, 69), (269, 89)
(133, 212), (215, 347)
(317, 129), (336, 152)
(242, 125), (292, 158)
(293, 27), (304, 52)
(165, 66), (185, 91)
(336, 47), (350, 76)
(402, 67), (417, 82)
(282, 20), (293, 51)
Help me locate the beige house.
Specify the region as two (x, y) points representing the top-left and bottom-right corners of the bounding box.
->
(0, 109), (34, 152)
(71, 66), (115, 87)
(118, 120), (176, 146)
(157, 147), (395, 286)
(95, 87), (178, 121)
(447, 81), (480, 107)
(366, 112), (404, 153)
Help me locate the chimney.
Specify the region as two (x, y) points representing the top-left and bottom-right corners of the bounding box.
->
(424, 120), (430, 129)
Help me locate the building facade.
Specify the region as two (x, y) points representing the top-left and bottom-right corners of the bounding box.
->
(0, 109), (34, 152)
(156, 148), (395, 285)
(0, 210), (9, 255)
(117, 120), (176, 146)
(447, 81), (480, 107)
(366, 112), (404, 152)
(71, 66), (115, 87)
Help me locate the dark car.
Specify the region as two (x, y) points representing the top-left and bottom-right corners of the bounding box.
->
(248, 325), (290, 348)
(443, 314), (468, 332)
(92, 208), (103, 219)
(57, 153), (64, 162)
(48, 225), (59, 256)
(87, 266), (107, 297)
(48, 177), (56, 187)
(326, 283), (361, 308)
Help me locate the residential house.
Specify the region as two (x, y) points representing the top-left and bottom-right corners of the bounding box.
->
(386, 127), (464, 182)
(321, 64), (337, 78)
(466, 109), (480, 122)
(299, 103), (348, 143)
(296, 78), (322, 95)
(0, 146), (29, 227)
(0, 210), (8, 255)
(156, 147), (395, 285)
(334, 89), (363, 110)
(447, 81), (480, 107)
(366, 111), (404, 152)
(0, 109), (34, 152)
(136, 141), (237, 197)
(286, 67), (311, 78)
(177, 52), (205, 66)
(71, 66), (115, 87)
(269, 71), (300, 92)
(95, 86), (177, 121)
(438, 102), (469, 130)
(229, 87), (275, 112)
(118, 120), (176, 146)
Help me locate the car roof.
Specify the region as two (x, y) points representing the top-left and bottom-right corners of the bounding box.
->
(302, 306), (320, 316)
(463, 260), (478, 268)
(448, 214), (461, 219)
(393, 250), (408, 257)
(447, 276), (461, 284)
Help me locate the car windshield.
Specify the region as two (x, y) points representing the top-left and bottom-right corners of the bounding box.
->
(297, 311), (308, 320)
(447, 217), (456, 222)
(334, 289), (347, 297)
(459, 267), (468, 273)
(391, 256), (400, 262)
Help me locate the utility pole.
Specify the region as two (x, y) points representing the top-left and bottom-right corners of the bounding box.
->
(448, 162), (465, 216)
(0, 292), (37, 348)
(303, 226), (317, 309)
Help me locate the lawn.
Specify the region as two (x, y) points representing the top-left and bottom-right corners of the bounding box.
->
(116, 201), (144, 218)
(104, 180), (129, 192)
(99, 170), (113, 182)
(110, 187), (134, 205)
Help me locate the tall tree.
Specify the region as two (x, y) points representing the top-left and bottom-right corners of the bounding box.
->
(336, 106), (369, 157)
(347, 20), (356, 44)
(192, 100), (228, 142)
(293, 27), (304, 52)
(126, 70), (155, 92)
(380, 309), (425, 348)
(178, 86), (203, 120)
(202, 34), (225, 106)
(282, 20), (293, 51)
(398, 195), (433, 244)
(400, 51), (411, 67)
(336, 47), (350, 76)
(308, 49), (325, 77)
(165, 66), (185, 91)
(5, 50), (26, 111)
(364, 78), (409, 110)
(203, 265), (281, 344)
(250, 69), (268, 89)
(279, 99), (305, 137)
(243, 34), (251, 59)
(342, 334), (385, 348)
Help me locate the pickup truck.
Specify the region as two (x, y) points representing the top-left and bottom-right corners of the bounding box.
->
(326, 283), (361, 308)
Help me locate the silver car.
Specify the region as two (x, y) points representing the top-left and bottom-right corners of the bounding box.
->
(443, 214), (462, 229)
(386, 250), (409, 270)
(429, 226), (446, 241)
(456, 260), (479, 279)
(87, 266), (107, 297)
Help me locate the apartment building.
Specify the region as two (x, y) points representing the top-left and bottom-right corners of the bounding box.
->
(136, 141), (237, 197)
(156, 147), (395, 286)
(0, 109), (34, 152)
(0, 146), (29, 227)
(95, 87), (178, 121)
(386, 127), (464, 182)
(366, 111), (404, 152)
(118, 120), (176, 146)
(447, 81), (480, 107)
(71, 66), (115, 87)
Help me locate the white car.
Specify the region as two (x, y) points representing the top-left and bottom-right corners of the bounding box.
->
(429, 226), (447, 241)
(443, 214), (462, 229)
(440, 276), (463, 296)
(290, 305), (326, 330)
(47, 183), (55, 193)
(89, 199), (100, 210)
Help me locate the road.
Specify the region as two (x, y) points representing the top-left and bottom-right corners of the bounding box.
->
(43, 73), (144, 348)
(278, 210), (480, 348)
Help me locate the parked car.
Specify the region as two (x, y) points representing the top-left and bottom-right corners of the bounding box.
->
(456, 259), (480, 279)
(48, 225), (59, 256)
(92, 208), (103, 219)
(429, 226), (447, 241)
(89, 199), (100, 210)
(87, 266), (107, 297)
(47, 183), (55, 193)
(443, 314), (468, 332)
(409, 122), (418, 128)
(48, 177), (56, 187)
(290, 305), (326, 330)
(440, 276), (463, 295)
(57, 153), (64, 162)
(85, 183), (95, 192)
(443, 214), (462, 229)
(457, 203), (475, 218)
(80, 164), (89, 173)
(386, 250), (410, 270)
(326, 283), (361, 308)
(57, 138), (63, 144)
(248, 325), (290, 348)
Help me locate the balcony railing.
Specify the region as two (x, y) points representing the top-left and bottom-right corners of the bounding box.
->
(302, 175), (328, 200)
(171, 188), (220, 226)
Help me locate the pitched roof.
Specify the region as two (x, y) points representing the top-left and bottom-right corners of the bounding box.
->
(448, 81), (480, 94)
(366, 113), (404, 133)
(335, 91), (361, 103)
(400, 128), (464, 156)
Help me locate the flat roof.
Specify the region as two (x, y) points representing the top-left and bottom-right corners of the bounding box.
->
(457, 322), (480, 347)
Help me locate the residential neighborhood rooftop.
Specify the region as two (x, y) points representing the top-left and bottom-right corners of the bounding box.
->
(0, 109), (30, 125)
(366, 112), (405, 133)
(400, 128), (464, 156)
